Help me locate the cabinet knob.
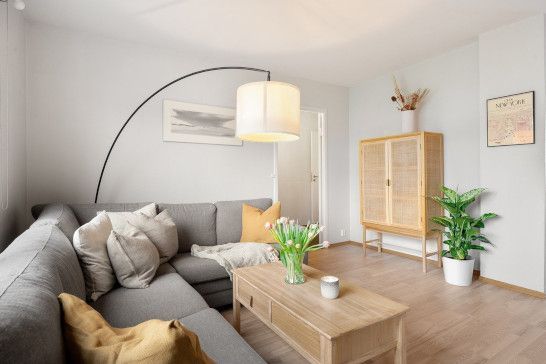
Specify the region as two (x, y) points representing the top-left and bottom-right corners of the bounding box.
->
(386, 179), (391, 187)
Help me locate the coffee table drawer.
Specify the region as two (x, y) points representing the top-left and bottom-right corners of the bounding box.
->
(236, 278), (270, 320)
(271, 302), (321, 360)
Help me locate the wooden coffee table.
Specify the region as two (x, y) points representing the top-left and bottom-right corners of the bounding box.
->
(232, 263), (409, 364)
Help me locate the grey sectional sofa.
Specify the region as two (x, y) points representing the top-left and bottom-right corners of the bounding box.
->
(0, 199), (272, 364)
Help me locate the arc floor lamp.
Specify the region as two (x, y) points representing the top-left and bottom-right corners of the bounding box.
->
(94, 66), (301, 203)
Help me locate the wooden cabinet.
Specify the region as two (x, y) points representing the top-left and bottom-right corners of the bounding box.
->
(360, 132), (444, 272)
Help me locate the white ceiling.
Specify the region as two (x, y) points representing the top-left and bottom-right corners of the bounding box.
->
(23, 0), (546, 86)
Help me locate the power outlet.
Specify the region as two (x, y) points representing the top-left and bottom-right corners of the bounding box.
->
(340, 229), (346, 237)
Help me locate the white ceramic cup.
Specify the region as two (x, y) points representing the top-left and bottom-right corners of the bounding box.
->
(320, 276), (340, 299)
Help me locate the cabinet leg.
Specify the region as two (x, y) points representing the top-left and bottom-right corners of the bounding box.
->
(378, 232), (383, 253)
(362, 225), (367, 256)
(437, 232), (443, 268)
(421, 236), (427, 273)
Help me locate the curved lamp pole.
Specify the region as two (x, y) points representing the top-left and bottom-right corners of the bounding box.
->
(94, 67), (271, 203)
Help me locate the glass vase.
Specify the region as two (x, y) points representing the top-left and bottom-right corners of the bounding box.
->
(284, 252), (305, 284)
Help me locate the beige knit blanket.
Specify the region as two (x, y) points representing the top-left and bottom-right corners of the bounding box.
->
(190, 243), (279, 280)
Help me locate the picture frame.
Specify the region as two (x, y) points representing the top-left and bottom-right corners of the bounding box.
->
(163, 100), (243, 146)
(487, 91), (534, 147)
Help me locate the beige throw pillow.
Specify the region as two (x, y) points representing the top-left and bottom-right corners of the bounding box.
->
(134, 210), (178, 263)
(107, 224), (160, 289)
(73, 212), (116, 301)
(105, 203), (158, 232)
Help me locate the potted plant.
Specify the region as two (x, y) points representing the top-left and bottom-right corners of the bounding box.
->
(390, 76), (429, 133)
(430, 187), (497, 286)
(266, 218), (330, 284)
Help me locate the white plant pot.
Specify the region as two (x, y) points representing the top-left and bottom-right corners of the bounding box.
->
(442, 256), (475, 286)
(401, 110), (418, 133)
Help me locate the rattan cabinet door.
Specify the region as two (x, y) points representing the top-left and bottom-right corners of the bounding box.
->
(388, 136), (421, 229)
(360, 141), (388, 224)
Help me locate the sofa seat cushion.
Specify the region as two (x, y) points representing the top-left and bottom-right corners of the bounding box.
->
(193, 278), (232, 296)
(91, 272), (208, 328)
(170, 253), (229, 285)
(179, 308), (266, 364)
(59, 293), (213, 364)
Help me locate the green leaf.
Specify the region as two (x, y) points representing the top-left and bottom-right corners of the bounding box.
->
(459, 188), (485, 204)
(441, 250), (449, 256)
(480, 212), (497, 221)
(474, 235), (492, 244)
(442, 186), (458, 202)
(430, 216), (452, 227)
(469, 244), (485, 251)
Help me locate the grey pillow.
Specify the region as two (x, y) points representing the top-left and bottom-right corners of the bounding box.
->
(72, 212), (115, 301)
(107, 209), (178, 264)
(135, 210), (178, 263)
(107, 224), (160, 289)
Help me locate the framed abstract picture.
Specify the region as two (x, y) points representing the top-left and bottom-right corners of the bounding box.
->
(487, 91), (534, 147)
(163, 100), (242, 146)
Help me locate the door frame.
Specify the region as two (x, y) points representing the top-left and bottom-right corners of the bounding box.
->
(273, 107), (328, 240)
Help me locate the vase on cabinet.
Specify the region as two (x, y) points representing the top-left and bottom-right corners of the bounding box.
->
(401, 110), (418, 133)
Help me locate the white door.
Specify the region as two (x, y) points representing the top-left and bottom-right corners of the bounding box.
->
(277, 110), (321, 224)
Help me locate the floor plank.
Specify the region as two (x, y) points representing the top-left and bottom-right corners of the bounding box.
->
(221, 244), (546, 363)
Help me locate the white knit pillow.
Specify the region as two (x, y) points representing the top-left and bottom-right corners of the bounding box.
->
(104, 203), (158, 232)
(72, 212), (115, 301)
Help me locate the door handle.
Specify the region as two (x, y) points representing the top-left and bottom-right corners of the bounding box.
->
(312, 174), (319, 182)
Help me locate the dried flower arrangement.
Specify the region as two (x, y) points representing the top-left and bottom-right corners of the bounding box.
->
(390, 76), (429, 111)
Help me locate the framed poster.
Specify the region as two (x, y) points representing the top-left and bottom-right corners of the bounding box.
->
(487, 91), (534, 147)
(163, 100), (242, 146)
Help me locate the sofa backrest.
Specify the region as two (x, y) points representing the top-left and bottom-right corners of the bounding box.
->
(215, 198), (272, 244)
(0, 224), (85, 363)
(32, 198), (273, 253)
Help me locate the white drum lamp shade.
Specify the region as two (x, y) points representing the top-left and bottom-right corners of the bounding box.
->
(236, 81), (300, 142)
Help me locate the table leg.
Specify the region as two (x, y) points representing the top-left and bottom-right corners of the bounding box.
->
(394, 316), (406, 364)
(378, 232), (383, 253)
(232, 278), (241, 333)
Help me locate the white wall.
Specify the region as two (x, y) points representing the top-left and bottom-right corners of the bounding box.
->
(0, 4), (26, 252)
(26, 23), (350, 242)
(349, 43), (480, 257)
(478, 15), (546, 293)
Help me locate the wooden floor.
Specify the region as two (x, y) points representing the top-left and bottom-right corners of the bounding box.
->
(221, 243), (546, 363)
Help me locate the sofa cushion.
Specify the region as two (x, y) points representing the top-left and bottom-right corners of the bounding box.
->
(193, 278), (232, 296)
(180, 308), (266, 364)
(68, 203), (151, 225)
(31, 203), (80, 242)
(0, 225), (85, 363)
(158, 203), (217, 253)
(170, 253), (229, 285)
(216, 199), (272, 244)
(59, 293), (213, 364)
(91, 272), (208, 328)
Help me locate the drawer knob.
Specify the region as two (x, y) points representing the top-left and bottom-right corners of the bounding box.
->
(249, 296), (253, 307)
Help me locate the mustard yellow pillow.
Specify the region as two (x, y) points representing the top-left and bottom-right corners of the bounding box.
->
(58, 293), (213, 364)
(240, 202), (281, 243)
